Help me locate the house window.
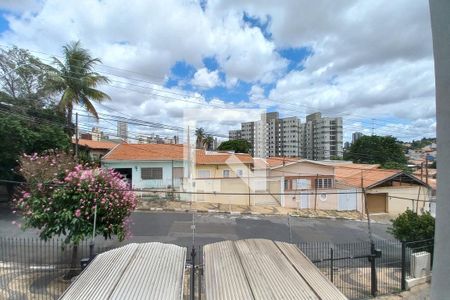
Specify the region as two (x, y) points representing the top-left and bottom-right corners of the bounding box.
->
(315, 178), (333, 189)
(236, 169), (243, 177)
(223, 169), (230, 177)
(141, 168), (163, 180)
(173, 167), (184, 179)
(198, 170), (211, 178)
(284, 179), (290, 190)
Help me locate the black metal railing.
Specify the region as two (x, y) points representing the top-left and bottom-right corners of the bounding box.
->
(0, 237), (108, 300)
(298, 240), (404, 299)
(0, 237), (433, 300)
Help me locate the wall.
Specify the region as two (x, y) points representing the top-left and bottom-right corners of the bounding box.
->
(102, 160), (186, 189)
(194, 163), (251, 178)
(269, 161), (334, 178)
(367, 186), (431, 216)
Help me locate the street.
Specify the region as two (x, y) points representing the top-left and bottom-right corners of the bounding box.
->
(1, 209), (393, 248)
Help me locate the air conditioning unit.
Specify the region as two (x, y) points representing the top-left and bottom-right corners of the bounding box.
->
(410, 251), (431, 278)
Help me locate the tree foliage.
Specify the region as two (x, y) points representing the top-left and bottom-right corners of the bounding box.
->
(218, 139), (252, 153)
(388, 209), (435, 242)
(14, 152), (136, 244)
(0, 47), (71, 182)
(344, 135), (407, 169)
(0, 46), (51, 102)
(46, 41), (110, 133)
(0, 105), (70, 181)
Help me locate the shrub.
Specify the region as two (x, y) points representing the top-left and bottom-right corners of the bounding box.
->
(388, 209), (435, 242)
(14, 153), (136, 244)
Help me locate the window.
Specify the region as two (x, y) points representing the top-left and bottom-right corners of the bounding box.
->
(223, 169), (230, 177)
(315, 178), (333, 189)
(141, 168), (163, 180)
(236, 169), (243, 177)
(284, 179), (290, 190)
(198, 170), (211, 178)
(173, 167), (184, 179)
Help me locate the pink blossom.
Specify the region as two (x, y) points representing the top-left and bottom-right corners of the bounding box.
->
(75, 209), (81, 218)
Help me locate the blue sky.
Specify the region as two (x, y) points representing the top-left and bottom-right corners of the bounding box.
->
(0, 1), (437, 142)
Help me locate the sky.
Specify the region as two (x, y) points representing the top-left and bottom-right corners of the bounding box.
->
(0, 0), (437, 143)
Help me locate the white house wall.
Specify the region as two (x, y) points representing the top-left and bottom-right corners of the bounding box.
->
(102, 160), (186, 189)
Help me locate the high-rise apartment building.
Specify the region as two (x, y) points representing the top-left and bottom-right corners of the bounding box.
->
(229, 130), (242, 140)
(229, 112), (343, 160)
(117, 121), (128, 141)
(352, 132), (363, 144)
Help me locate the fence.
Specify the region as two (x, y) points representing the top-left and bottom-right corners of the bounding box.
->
(0, 238), (110, 300)
(0, 237), (433, 300)
(298, 240), (404, 299)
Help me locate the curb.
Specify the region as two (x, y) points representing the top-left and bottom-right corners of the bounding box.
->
(136, 208), (361, 221)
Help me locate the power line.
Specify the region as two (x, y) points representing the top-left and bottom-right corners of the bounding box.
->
(0, 44), (402, 131)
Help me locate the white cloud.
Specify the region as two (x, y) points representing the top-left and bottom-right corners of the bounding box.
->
(0, 0), (437, 141)
(191, 68), (221, 89)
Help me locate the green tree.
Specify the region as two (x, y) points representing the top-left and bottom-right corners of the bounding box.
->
(195, 127), (206, 149)
(218, 139), (252, 153)
(388, 209), (435, 242)
(344, 135), (407, 169)
(203, 135), (214, 150)
(0, 46), (51, 103)
(0, 105), (70, 181)
(46, 41), (110, 134)
(15, 153), (136, 278)
(0, 46), (70, 197)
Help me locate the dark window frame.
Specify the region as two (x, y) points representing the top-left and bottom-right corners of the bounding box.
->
(141, 167), (163, 180)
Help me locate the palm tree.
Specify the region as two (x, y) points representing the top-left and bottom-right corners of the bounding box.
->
(203, 135), (214, 150)
(46, 41), (110, 134)
(195, 128), (206, 149)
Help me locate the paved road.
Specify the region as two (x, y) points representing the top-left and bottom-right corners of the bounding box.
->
(1, 208), (392, 240)
(0, 207), (393, 250)
(128, 212), (393, 247)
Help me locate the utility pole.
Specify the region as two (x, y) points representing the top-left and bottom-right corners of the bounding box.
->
(314, 174), (319, 210)
(362, 170), (378, 297)
(75, 112), (79, 161)
(425, 155), (429, 186)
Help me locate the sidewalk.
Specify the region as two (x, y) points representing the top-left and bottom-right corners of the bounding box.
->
(136, 199), (363, 220)
(375, 283), (430, 299)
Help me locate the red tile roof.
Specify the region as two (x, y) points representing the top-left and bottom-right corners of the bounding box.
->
(102, 144), (253, 164)
(74, 139), (117, 150)
(335, 165), (400, 188)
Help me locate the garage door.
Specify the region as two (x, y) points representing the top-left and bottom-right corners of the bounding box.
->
(366, 193), (387, 213)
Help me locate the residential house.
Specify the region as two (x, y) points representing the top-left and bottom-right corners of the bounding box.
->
(254, 157), (347, 210)
(101, 144), (187, 189)
(74, 139), (117, 161)
(101, 144), (254, 205)
(333, 163), (432, 215)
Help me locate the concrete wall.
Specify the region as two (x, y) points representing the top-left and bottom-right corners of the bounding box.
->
(367, 186), (431, 216)
(269, 161), (334, 177)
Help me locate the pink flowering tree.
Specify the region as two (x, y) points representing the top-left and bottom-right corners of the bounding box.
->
(14, 152), (136, 278)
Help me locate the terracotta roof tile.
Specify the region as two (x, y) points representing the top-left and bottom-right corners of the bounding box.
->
(335, 165), (400, 188)
(74, 139), (118, 150)
(102, 144), (253, 164)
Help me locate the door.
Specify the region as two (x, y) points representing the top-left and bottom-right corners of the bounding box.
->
(300, 193), (309, 209)
(339, 190), (357, 211)
(366, 193), (387, 213)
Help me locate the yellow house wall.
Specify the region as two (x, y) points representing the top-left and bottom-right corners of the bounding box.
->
(195, 164), (251, 178)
